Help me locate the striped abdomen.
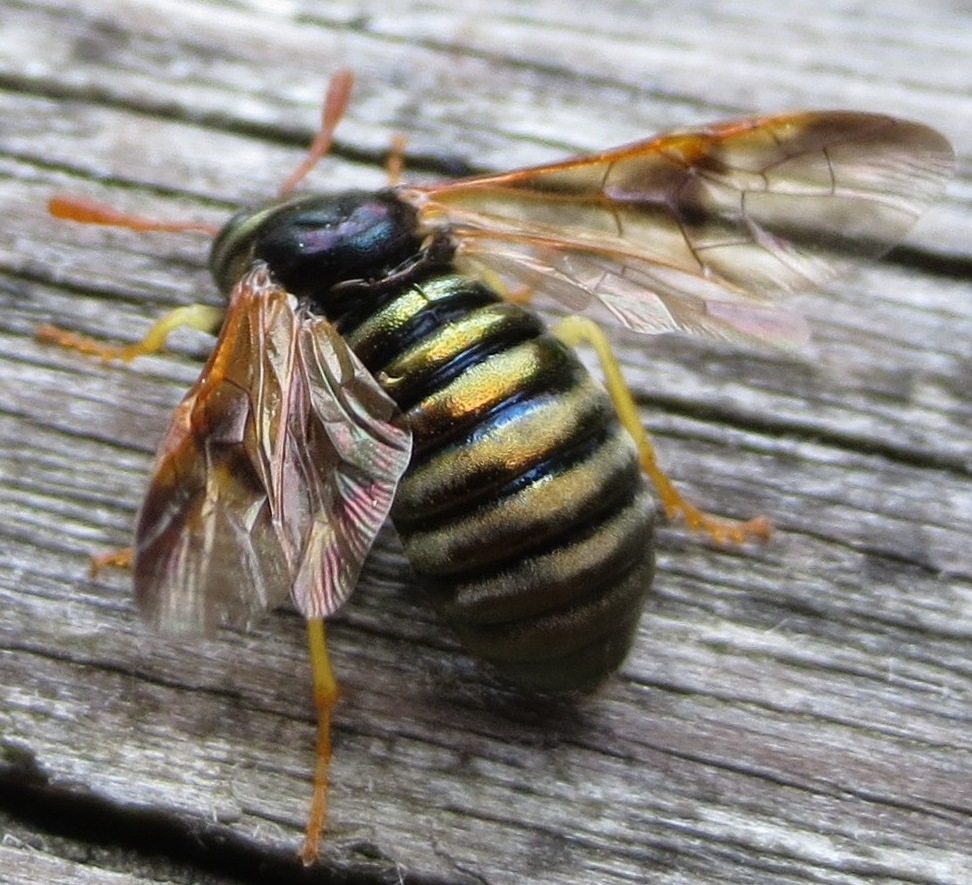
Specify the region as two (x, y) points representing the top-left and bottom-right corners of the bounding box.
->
(339, 271), (655, 691)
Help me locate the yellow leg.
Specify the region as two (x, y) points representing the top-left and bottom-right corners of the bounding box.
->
(554, 316), (771, 545)
(37, 304), (224, 363)
(88, 567), (340, 866)
(300, 617), (341, 866)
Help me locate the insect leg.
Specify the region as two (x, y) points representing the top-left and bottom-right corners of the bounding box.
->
(90, 547), (133, 575)
(300, 617), (341, 866)
(37, 304), (224, 363)
(385, 133), (408, 186)
(38, 305), (223, 575)
(554, 316), (771, 545)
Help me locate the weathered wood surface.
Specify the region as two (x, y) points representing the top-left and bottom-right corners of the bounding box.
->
(2, 1), (971, 883)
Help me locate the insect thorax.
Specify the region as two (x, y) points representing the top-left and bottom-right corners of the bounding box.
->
(208, 190), (430, 312)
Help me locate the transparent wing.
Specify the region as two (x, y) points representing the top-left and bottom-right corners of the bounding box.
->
(401, 111), (954, 347)
(134, 263), (412, 633)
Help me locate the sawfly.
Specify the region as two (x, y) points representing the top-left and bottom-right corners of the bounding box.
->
(40, 70), (954, 862)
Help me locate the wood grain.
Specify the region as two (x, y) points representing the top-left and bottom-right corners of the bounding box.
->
(1, 1), (971, 883)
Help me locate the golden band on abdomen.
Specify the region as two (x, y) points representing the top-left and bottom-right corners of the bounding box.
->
(344, 271), (655, 691)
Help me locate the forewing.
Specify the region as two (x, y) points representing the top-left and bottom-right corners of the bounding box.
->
(288, 307), (412, 619)
(134, 263), (412, 634)
(402, 112), (954, 346)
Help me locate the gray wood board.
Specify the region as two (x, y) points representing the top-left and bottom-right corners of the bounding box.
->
(1, 1), (971, 883)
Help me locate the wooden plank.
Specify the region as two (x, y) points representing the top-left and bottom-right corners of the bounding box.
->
(0, 837), (241, 885)
(1, 0), (970, 883)
(0, 843), (166, 885)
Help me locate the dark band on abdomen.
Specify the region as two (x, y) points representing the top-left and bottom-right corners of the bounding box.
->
(344, 271), (655, 691)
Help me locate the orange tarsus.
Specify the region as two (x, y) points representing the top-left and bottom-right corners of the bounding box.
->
(278, 68), (355, 198)
(90, 547), (134, 577)
(300, 686), (338, 866)
(36, 323), (140, 363)
(669, 504), (772, 546)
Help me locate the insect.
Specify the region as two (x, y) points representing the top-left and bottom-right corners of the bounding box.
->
(40, 71), (954, 863)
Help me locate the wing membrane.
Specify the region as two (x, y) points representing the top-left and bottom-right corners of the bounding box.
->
(402, 112), (953, 346)
(134, 263), (412, 633)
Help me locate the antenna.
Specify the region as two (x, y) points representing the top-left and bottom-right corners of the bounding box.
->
(278, 68), (355, 198)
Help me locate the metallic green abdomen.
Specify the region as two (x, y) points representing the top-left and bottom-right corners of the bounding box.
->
(343, 273), (655, 691)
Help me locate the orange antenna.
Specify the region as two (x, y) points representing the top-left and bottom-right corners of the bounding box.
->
(50, 70), (356, 236)
(278, 68), (355, 198)
(49, 194), (219, 236)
